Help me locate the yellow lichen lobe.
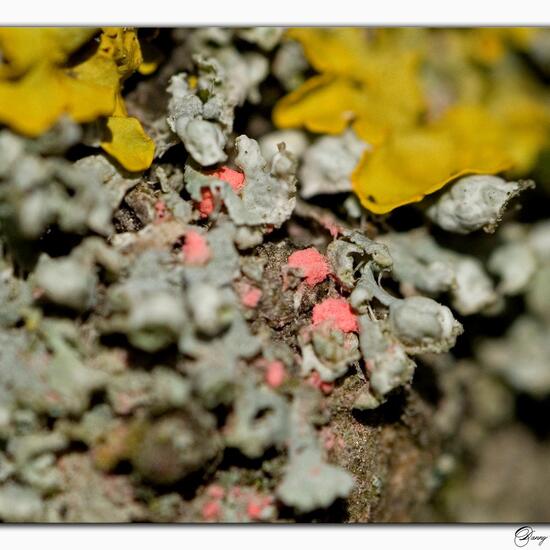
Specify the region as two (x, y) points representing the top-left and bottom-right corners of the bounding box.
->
(0, 27), (156, 172)
(274, 28), (550, 213)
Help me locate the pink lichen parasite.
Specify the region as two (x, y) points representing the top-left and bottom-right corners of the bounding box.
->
(206, 484), (225, 500)
(182, 230), (211, 265)
(197, 188), (216, 218)
(320, 217), (343, 237)
(246, 495), (273, 521)
(265, 360), (286, 388)
(311, 297), (358, 333)
(286, 247), (331, 286)
(197, 166), (246, 218)
(201, 500), (221, 521)
(207, 166), (246, 193)
(154, 200), (167, 223)
(239, 284), (262, 308)
(307, 371), (334, 395)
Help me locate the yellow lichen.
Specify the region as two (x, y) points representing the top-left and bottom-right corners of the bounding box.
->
(101, 96), (155, 172)
(0, 27), (155, 172)
(352, 105), (513, 213)
(274, 28), (550, 213)
(273, 28), (424, 147)
(0, 28), (97, 76)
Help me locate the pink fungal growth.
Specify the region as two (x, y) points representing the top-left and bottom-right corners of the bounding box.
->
(154, 200), (167, 223)
(307, 371), (334, 395)
(201, 500), (221, 521)
(321, 218), (342, 237)
(197, 166), (245, 218)
(286, 247), (331, 286)
(265, 360), (286, 388)
(246, 496), (273, 521)
(197, 188), (215, 218)
(241, 286), (262, 309)
(206, 484), (225, 500)
(311, 297), (358, 333)
(208, 166), (246, 193)
(182, 230), (211, 266)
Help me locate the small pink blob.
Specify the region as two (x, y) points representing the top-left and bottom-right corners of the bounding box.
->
(182, 230), (211, 266)
(307, 371), (334, 395)
(322, 219), (342, 237)
(246, 501), (263, 520)
(197, 188), (215, 218)
(202, 500), (221, 521)
(287, 248), (331, 286)
(311, 297), (358, 333)
(241, 287), (262, 308)
(154, 200), (167, 223)
(265, 361), (286, 388)
(246, 496), (272, 521)
(208, 166), (246, 193)
(206, 484), (225, 500)
(197, 167), (245, 218)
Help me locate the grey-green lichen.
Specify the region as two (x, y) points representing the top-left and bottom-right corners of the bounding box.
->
(476, 220), (550, 396)
(427, 175), (533, 235)
(298, 130), (367, 199)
